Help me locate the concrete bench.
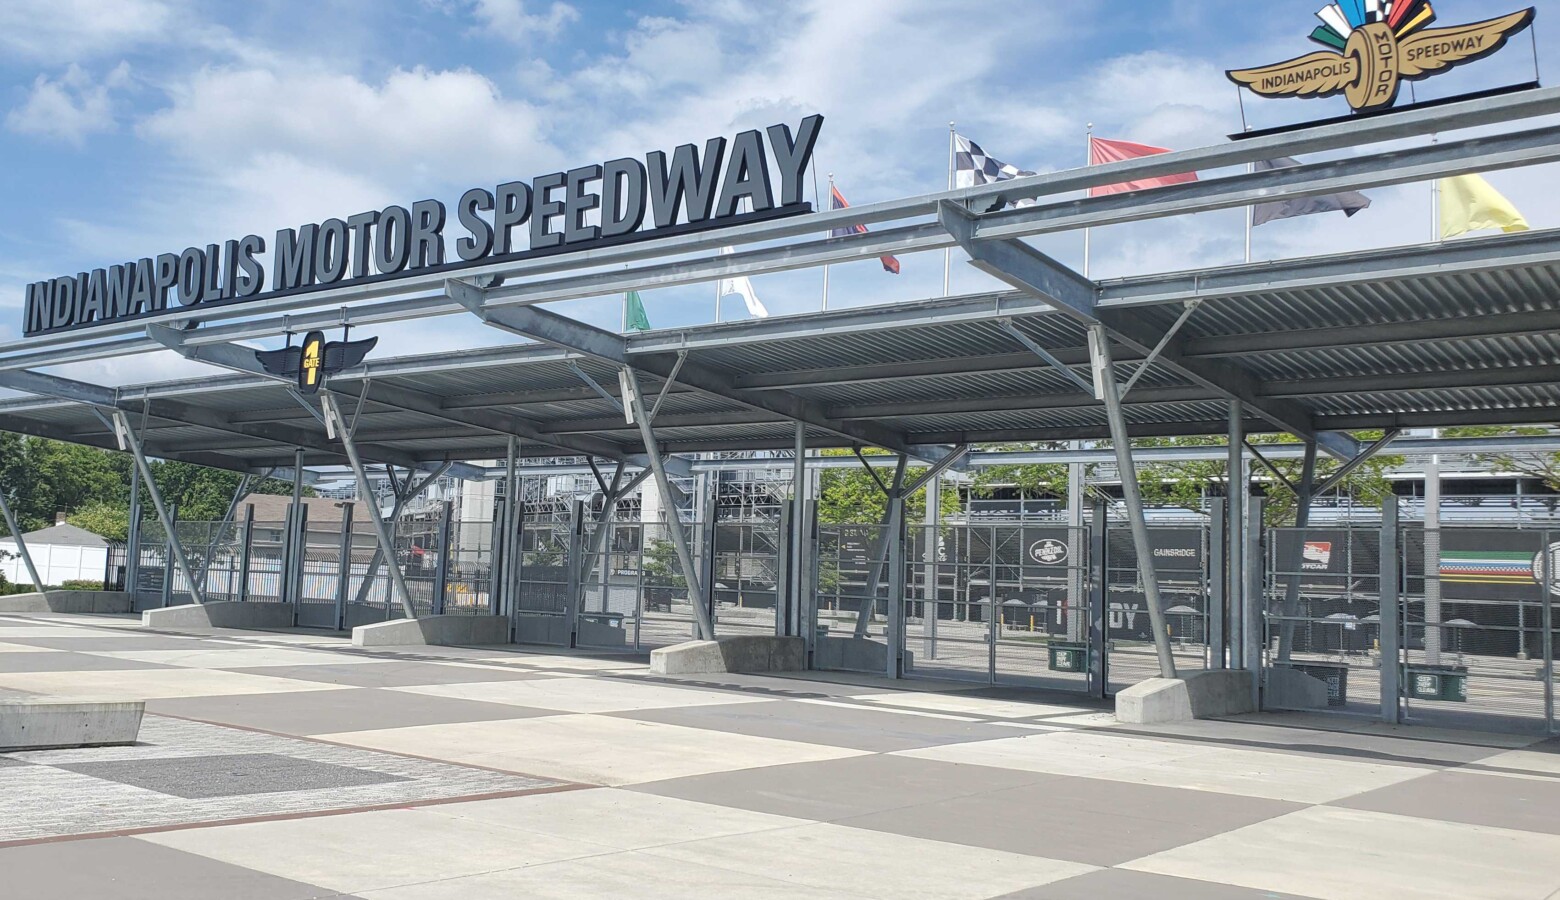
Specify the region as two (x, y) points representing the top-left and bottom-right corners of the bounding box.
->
(0, 699), (145, 751)
(0, 591), (132, 615)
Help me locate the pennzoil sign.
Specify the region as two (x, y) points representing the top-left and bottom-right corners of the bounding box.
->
(1227, 4), (1535, 112)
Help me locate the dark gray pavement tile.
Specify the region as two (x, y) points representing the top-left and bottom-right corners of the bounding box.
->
(835, 775), (1302, 866)
(1103, 720), (1504, 770)
(1335, 769), (1560, 835)
(0, 651), (176, 673)
(146, 687), (554, 736)
(222, 661), (554, 689)
(0, 837), (358, 899)
(0, 755), (30, 767)
(611, 699), (1025, 752)
(58, 752), (408, 799)
(632, 753), (1044, 821)
(997, 868), (1319, 899)
(0, 635), (234, 651)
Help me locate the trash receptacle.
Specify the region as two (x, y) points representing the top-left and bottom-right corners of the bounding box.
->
(1048, 642), (1089, 673)
(1287, 661), (1349, 707)
(1404, 665), (1469, 702)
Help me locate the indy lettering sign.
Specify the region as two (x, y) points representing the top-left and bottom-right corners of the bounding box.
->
(23, 115), (824, 338)
(1227, 4), (1536, 113)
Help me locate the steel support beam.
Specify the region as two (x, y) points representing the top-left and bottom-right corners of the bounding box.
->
(321, 393), (418, 620)
(100, 409), (206, 605)
(853, 455), (908, 639)
(621, 368), (714, 641)
(0, 487), (42, 590)
(195, 473), (254, 595)
(1276, 440), (1318, 663)
(1090, 326), (1176, 679)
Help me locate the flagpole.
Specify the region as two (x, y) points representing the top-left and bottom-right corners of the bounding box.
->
(823, 173), (834, 311)
(1431, 135), (1442, 243)
(1083, 124), (1093, 278)
(944, 121), (955, 297)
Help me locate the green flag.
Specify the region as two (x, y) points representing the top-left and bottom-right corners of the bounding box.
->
(624, 290), (651, 332)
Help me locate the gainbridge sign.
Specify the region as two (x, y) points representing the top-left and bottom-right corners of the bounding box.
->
(1227, 3), (1536, 113)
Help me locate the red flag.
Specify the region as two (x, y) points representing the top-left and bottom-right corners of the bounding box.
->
(829, 185), (901, 274)
(1088, 137), (1198, 197)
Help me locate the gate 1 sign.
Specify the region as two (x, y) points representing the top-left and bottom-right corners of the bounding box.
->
(22, 115), (824, 337)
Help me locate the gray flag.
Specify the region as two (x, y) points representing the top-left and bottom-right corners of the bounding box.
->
(1252, 157), (1371, 226)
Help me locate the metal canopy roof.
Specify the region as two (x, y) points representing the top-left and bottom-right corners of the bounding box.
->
(3, 87), (1560, 475)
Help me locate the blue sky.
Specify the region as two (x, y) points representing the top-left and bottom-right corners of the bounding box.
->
(2, 0), (1556, 382)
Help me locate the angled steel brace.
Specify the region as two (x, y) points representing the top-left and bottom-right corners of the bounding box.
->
(852, 455), (909, 638)
(450, 280), (951, 463)
(1119, 300), (1201, 398)
(95, 408), (206, 605)
(1244, 440), (1297, 494)
(1315, 428), (1402, 495)
(568, 361), (624, 414)
(997, 320), (1096, 396)
(0, 486), (42, 589)
(649, 351), (688, 423)
(853, 448), (890, 495)
(321, 392), (418, 620)
(904, 445), (971, 495)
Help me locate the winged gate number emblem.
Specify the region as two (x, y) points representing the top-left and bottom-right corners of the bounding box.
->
(1227, 4), (1536, 112)
(254, 331), (379, 395)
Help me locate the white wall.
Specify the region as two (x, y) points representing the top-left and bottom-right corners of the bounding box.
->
(0, 541), (108, 588)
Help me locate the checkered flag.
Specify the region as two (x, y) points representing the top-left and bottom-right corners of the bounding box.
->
(955, 134), (1037, 209)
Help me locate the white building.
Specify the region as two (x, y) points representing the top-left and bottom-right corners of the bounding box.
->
(0, 523), (110, 589)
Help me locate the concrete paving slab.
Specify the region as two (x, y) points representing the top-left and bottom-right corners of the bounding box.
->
(632, 752), (1045, 821)
(996, 867), (1320, 899)
(835, 775), (1301, 867)
(642, 822), (1094, 899)
(857, 690), (1094, 719)
(58, 752), (410, 798)
(147, 687), (555, 736)
(613, 699), (1028, 752)
(896, 729), (1221, 777)
(0, 634), (222, 651)
(1, 837), (359, 900)
(421, 787), (808, 850)
(142, 806), (609, 894)
(82, 647), (386, 669)
(389, 676), (774, 714)
(222, 661), (558, 688)
(1085, 744), (1436, 803)
(1335, 769), (1560, 835)
(319, 714), (867, 786)
(0, 669), (342, 701)
(1470, 743), (1560, 780)
(1124, 806), (1560, 900)
(0, 651), (176, 673)
(0, 641), (60, 652)
(353, 848), (860, 900)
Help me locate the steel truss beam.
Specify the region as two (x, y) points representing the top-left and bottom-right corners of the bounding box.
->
(451, 281), (950, 463)
(321, 393), (418, 620)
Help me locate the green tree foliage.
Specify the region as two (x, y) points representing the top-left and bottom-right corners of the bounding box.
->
(1446, 425), (1560, 491)
(815, 449), (961, 526)
(66, 500), (132, 543)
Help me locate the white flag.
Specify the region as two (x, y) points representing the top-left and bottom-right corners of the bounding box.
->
(718, 246), (768, 318)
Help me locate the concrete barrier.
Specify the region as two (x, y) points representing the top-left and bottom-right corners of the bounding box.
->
(353, 615), (510, 647)
(142, 601), (295, 630)
(0, 591), (132, 615)
(1115, 670), (1257, 724)
(650, 635), (806, 675)
(0, 699), (145, 751)
(813, 635), (890, 673)
(1264, 666), (1332, 710)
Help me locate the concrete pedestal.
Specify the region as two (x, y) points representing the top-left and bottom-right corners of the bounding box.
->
(0, 699), (144, 751)
(142, 601), (295, 630)
(1115, 670), (1258, 724)
(353, 615), (510, 647)
(651, 636), (806, 675)
(1264, 666), (1332, 710)
(0, 591), (132, 615)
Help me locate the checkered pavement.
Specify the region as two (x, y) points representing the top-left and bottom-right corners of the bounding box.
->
(2, 611), (1558, 900)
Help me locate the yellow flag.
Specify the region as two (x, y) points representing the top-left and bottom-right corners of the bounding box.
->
(1439, 174), (1530, 239)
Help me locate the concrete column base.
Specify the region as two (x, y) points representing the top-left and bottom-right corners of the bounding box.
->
(813, 635), (890, 673)
(1264, 667), (1332, 710)
(0, 591), (131, 614)
(142, 601), (295, 630)
(1115, 670), (1257, 724)
(0, 699), (145, 751)
(650, 636), (806, 675)
(353, 614), (510, 647)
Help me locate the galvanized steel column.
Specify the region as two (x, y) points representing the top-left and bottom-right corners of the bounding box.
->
(0, 487), (42, 591)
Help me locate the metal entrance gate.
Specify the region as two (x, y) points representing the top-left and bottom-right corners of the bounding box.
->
(1105, 525), (1213, 694)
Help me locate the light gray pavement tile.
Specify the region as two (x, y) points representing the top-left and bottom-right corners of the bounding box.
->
(0, 837), (360, 900)
(318, 714), (867, 786)
(631, 752), (1046, 821)
(1124, 806), (1560, 900)
(856, 690), (1097, 719)
(0, 668), (343, 700)
(82, 647), (387, 669)
(0, 650), (178, 673)
(1, 717), (561, 842)
(995, 867), (1320, 899)
(1334, 769), (1560, 835)
(57, 752), (410, 799)
(140, 806), (615, 894)
(640, 822), (1094, 899)
(0, 635), (223, 651)
(835, 774), (1302, 866)
(354, 848), (861, 900)
(388, 676), (775, 714)
(147, 687), (556, 736)
(0, 754), (30, 767)
(611, 698), (1030, 752)
(1468, 741), (1560, 780)
(419, 788), (809, 850)
(1109, 720), (1516, 769)
(221, 661), (558, 689)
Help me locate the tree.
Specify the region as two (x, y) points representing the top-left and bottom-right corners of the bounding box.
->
(815, 449), (961, 526)
(67, 500), (131, 543)
(1447, 425), (1560, 491)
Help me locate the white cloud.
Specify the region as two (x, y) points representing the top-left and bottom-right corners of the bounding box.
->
(0, 0), (179, 62)
(6, 63), (132, 147)
(467, 0), (579, 42)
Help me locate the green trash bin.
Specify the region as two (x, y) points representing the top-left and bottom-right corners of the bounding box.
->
(1404, 665), (1469, 702)
(1048, 642), (1090, 673)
